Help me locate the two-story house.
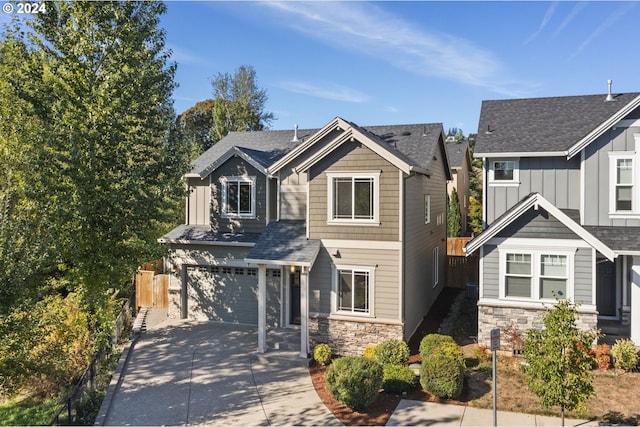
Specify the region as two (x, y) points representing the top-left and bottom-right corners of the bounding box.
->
(464, 88), (640, 347)
(446, 140), (472, 235)
(159, 117), (451, 357)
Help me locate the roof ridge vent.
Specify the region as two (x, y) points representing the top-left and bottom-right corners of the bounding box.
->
(291, 124), (299, 142)
(605, 79), (616, 102)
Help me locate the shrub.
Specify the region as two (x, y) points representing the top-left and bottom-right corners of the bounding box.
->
(372, 339), (410, 366)
(325, 356), (383, 410)
(419, 334), (456, 360)
(437, 342), (466, 367)
(420, 351), (464, 399)
(473, 344), (491, 365)
(363, 344), (379, 360)
(313, 343), (332, 366)
(382, 364), (417, 394)
(611, 339), (638, 372)
(594, 344), (612, 370)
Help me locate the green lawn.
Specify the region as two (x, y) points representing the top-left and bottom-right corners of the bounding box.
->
(0, 398), (61, 426)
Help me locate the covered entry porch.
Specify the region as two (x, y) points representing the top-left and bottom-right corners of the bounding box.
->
(246, 220), (321, 358)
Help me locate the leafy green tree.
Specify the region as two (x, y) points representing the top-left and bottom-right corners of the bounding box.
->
(177, 99), (216, 158)
(211, 65), (275, 141)
(468, 196), (483, 235)
(447, 188), (462, 237)
(522, 299), (598, 425)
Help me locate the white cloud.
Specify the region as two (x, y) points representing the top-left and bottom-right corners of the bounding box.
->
(167, 43), (215, 67)
(550, 2), (587, 41)
(524, 1), (559, 45)
(278, 80), (371, 103)
(571, 2), (636, 58)
(262, 1), (528, 97)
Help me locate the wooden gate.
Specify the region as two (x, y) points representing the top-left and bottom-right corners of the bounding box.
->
(446, 237), (479, 289)
(136, 270), (169, 309)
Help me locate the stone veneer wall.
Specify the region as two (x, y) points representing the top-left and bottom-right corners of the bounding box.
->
(478, 302), (598, 351)
(309, 317), (404, 356)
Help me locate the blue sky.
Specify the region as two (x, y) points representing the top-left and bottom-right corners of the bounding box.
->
(161, 1), (640, 135)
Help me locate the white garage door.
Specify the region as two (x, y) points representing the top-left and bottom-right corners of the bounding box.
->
(186, 266), (281, 326)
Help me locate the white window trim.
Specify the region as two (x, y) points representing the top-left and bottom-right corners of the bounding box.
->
(221, 175), (257, 219)
(331, 264), (375, 318)
(432, 246), (439, 288)
(425, 194), (431, 224)
(498, 247), (574, 302)
(609, 135), (640, 218)
(326, 171), (380, 225)
(488, 158), (520, 187)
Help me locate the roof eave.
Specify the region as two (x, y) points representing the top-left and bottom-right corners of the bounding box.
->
(473, 151), (568, 158)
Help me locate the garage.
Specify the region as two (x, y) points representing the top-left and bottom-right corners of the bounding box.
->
(186, 265), (281, 326)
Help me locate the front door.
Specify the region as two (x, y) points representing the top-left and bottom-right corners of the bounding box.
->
(596, 258), (617, 318)
(289, 268), (301, 325)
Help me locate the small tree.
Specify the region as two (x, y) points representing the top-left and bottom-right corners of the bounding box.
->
(447, 188), (462, 237)
(522, 299), (598, 425)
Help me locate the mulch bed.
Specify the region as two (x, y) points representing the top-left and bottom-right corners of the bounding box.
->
(309, 288), (466, 426)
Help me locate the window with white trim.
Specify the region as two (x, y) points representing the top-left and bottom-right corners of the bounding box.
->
(425, 195), (431, 224)
(610, 154), (635, 213)
(432, 247), (439, 287)
(222, 176), (256, 218)
(327, 172), (379, 224)
(334, 267), (372, 315)
(501, 250), (570, 300)
(489, 159), (519, 185)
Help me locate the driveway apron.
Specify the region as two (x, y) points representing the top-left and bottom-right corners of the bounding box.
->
(102, 320), (339, 426)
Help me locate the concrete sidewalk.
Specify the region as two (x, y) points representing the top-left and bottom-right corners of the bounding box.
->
(387, 400), (599, 426)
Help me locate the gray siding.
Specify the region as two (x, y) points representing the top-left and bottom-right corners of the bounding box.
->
(308, 141), (400, 241)
(574, 247), (593, 305)
(497, 209), (579, 239)
(309, 244), (400, 321)
(279, 169), (307, 220)
(481, 245), (500, 299)
(583, 125), (640, 226)
(403, 150), (447, 338)
(486, 156), (580, 223)
(209, 157), (268, 234)
(186, 177), (210, 225)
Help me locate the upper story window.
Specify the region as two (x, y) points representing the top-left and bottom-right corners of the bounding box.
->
(609, 134), (640, 216)
(489, 158), (519, 186)
(327, 172), (380, 224)
(222, 176), (256, 218)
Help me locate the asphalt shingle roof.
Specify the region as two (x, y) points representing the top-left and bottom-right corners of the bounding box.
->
(245, 220), (320, 266)
(475, 92), (640, 154)
(584, 226), (640, 253)
(189, 120), (444, 178)
(445, 141), (469, 169)
(158, 224), (261, 245)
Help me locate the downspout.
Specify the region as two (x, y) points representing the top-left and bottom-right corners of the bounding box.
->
(482, 157), (487, 228)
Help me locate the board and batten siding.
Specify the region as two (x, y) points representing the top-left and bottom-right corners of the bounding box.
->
(307, 141), (400, 241)
(186, 177), (210, 225)
(583, 125), (640, 226)
(209, 157), (268, 234)
(486, 157), (580, 223)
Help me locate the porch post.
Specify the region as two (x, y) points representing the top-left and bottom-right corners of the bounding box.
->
(258, 264), (267, 353)
(630, 257), (640, 345)
(180, 265), (188, 319)
(300, 266), (309, 358)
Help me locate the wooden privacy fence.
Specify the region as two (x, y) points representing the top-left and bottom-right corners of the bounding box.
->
(446, 237), (479, 289)
(136, 269), (169, 309)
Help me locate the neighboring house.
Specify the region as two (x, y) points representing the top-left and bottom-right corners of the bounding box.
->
(464, 89), (640, 348)
(446, 140), (472, 235)
(159, 117), (451, 357)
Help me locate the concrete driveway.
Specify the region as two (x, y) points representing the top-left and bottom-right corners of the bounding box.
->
(98, 315), (339, 426)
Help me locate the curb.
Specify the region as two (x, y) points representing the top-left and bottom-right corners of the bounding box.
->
(93, 309), (148, 426)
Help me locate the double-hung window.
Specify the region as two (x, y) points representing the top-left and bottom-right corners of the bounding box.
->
(327, 172), (379, 224)
(222, 176), (256, 218)
(502, 250), (570, 301)
(335, 267), (372, 315)
(610, 154), (635, 213)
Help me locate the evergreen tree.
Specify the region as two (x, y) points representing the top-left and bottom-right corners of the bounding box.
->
(447, 188), (462, 237)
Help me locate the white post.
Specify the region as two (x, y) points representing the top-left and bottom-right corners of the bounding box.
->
(258, 264), (267, 353)
(300, 266), (309, 358)
(631, 257), (640, 345)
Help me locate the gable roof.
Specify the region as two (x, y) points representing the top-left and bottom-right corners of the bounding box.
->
(445, 141), (471, 170)
(463, 193), (615, 261)
(474, 92), (640, 157)
(188, 117), (449, 180)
